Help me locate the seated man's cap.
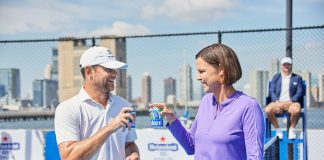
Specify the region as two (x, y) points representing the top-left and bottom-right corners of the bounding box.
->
(281, 57), (292, 65)
(80, 46), (127, 69)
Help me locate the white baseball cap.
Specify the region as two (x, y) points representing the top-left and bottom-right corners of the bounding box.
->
(281, 57), (292, 65)
(80, 46), (127, 69)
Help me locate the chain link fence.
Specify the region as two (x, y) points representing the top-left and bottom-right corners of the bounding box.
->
(1, 25), (324, 158)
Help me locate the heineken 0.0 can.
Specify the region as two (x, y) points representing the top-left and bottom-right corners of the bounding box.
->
(129, 108), (136, 128)
(150, 107), (163, 128)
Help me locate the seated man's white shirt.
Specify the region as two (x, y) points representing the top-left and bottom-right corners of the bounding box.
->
(55, 88), (137, 160)
(279, 74), (292, 101)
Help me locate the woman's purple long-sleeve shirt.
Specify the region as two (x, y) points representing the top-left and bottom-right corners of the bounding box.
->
(167, 91), (264, 160)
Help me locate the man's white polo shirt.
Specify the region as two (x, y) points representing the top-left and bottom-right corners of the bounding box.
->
(55, 88), (137, 160)
(279, 73), (292, 101)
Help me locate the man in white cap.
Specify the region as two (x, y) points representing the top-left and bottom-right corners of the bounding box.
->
(265, 57), (304, 139)
(55, 46), (140, 160)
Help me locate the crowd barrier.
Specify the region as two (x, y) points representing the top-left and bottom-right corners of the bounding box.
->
(0, 130), (44, 160)
(1, 129), (324, 160)
(1, 129), (194, 160)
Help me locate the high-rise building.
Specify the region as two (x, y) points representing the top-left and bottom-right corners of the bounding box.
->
(0, 68), (20, 104)
(179, 64), (193, 106)
(33, 79), (58, 108)
(164, 77), (176, 103)
(249, 70), (269, 106)
(297, 71), (312, 108)
(311, 86), (319, 102)
(58, 38), (87, 102)
(166, 95), (177, 105)
(0, 84), (5, 98)
(269, 58), (280, 80)
(44, 64), (52, 80)
(141, 72), (152, 106)
(200, 85), (205, 98)
(32, 80), (42, 107)
(51, 48), (58, 80)
(58, 37), (127, 101)
(319, 73), (324, 102)
(41, 48), (59, 107)
(194, 83), (205, 100)
(126, 74), (132, 101)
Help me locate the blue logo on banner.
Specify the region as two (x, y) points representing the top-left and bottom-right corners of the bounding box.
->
(148, 143), (178, 151)
(0, 131), (21, 159)
(0, 132), (20, 151)
(0, 143), (20, 150)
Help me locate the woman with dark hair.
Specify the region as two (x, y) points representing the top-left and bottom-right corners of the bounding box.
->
(150, 43), (264, 160)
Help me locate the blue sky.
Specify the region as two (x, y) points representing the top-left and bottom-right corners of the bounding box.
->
(0, 0), (323, 102)
(1, 0), (323, 40)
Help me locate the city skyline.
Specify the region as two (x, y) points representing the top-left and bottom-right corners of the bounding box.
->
(1, 59), (324, 108)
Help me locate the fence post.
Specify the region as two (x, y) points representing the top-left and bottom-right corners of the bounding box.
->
(217, 31), (222, 44)
(286, 0), (293, 58)
(92, 37), (96, 46)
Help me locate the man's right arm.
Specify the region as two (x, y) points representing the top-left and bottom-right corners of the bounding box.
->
(58, 124), (116, 160)
(56, 107), (133, 160)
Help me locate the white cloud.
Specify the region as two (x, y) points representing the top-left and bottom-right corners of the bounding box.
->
(141, 0), (239, 21)
(0, 1), (90, 34)
(78, 21), (151, 37)
(0, 0), (151, 37)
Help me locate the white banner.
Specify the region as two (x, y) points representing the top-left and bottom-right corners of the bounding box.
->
(136, 128), (194, 160)
(0, 129), (44, 160)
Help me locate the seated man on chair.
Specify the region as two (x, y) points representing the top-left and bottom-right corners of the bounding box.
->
(265, 57), (304, 139)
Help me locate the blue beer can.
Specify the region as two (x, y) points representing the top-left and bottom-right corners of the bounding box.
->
(129, 108), (136, 128)
(150, 107), (163, 128)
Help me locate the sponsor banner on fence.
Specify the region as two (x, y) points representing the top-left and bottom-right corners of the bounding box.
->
(0, 129), (44, 160)
(136, 128), (194, 160)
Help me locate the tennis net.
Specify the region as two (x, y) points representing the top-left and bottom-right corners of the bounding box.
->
(263, 136), (279, 160)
